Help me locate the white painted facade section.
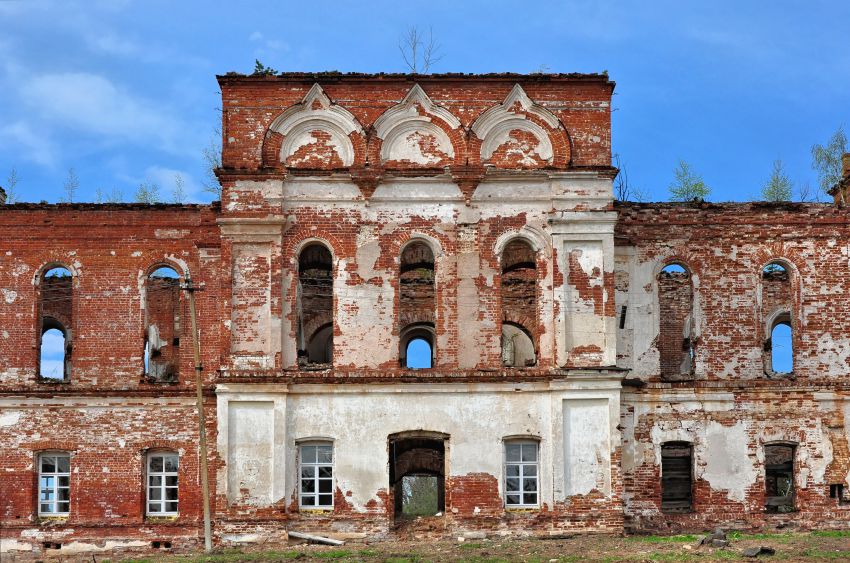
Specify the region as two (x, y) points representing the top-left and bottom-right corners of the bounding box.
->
(216, 377), (622, 510)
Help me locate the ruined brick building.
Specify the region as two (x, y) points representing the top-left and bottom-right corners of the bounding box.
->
(3, 72), (850, 555)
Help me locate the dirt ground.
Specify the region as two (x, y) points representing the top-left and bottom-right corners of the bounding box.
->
(47, 530), (849, 562)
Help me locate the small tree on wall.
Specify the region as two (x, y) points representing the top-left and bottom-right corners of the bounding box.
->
(762, 160), (793, 202)
(811, 125), (847, 198)
(668, 160), (710, 201)
(399, 26), (443, 74)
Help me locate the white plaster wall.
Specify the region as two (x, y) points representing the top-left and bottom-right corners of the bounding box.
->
(216, 380), (622, 512)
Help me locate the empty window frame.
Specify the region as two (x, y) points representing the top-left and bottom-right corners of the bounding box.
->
(762, 262), (794, 375)
(500, 239), (538, 367)
(299, 443), (333, 509)
(765, 444), (795, 513)
(661, 442), (693, 512)
(144, 266), (181, 383)
(504, 440), (539, 507)
(400, 324), (435, 369)
(147, 452), (179, 516)
(657, 262), (694, 380)
(297, 244), (334, 366)
(38, 453), (70, 515)
(399, 240), (436, 368)
(39, 267), (73, 380)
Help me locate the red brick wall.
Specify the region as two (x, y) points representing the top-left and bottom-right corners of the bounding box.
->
(617, 201), (850, 533)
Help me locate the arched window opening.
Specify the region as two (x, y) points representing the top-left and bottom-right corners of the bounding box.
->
(767, 316), (793, 374)
(306, 323), (333, 364)
(765, 443), (795, 513)
(501, 239), (537, 367)
(661, 441), (693, 512)
(762, 262), (794, 376)
(389, 434), (446, 519)
(144, 266), (181, 383)
(400, 324), (435, 369)
(39, 324), (67, 380)
(399, 241), (436, 367)
(658, 262), (694, 381)
(501, 323), (536, 368)
(39, 267), (73, 381)
(297, 243), (333, 367)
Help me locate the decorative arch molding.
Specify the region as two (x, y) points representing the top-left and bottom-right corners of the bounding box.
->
(493, 225), (550, 258)
(34, 261), (79, 287)
(268, 83), (363, 167)
(471, 84), (561, 166)
(374, 84), (461, 166)
(398, 232), (445, 260)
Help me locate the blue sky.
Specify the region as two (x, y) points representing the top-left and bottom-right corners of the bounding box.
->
(1, 0), (848, 204)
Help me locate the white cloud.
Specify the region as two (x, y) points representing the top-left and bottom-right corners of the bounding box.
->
(19, 72), (188, 155)
(249, 31), (290, 58)
(143, 165), (205, 202)
(85, 32), (143, 57)
(0, 120), (56, 166)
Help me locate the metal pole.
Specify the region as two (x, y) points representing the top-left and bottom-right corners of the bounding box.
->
(185, 278), (213, 552)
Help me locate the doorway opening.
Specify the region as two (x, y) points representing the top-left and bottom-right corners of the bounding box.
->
(389, 433), (447, 519)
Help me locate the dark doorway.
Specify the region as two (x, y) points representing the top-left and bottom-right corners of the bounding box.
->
(389, 435), (446, 519)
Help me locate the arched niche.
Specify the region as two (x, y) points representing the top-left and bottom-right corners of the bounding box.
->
(471, 84), (561, 168)
(374, 84), (461, 167)
(269, 83), (363, 168)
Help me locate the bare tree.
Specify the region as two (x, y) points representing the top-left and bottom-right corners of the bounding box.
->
(61, 168), (79, 203)
(95, 187), (124, 203)
(5, 167), (19, 203)
(172, 173), (187, 203)
(795, 181), (821, 203)
(613, 154), (647, 202)
(201, 126), (222, 198)
(399, 26), (443, 74)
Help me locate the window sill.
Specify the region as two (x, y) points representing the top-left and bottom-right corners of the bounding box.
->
(36, 378), (70, 385)
(298, 508), (334, 514)
(145, 515), (179, 522)
(505, 506), (539, 513)
(37, 516), (69, 525)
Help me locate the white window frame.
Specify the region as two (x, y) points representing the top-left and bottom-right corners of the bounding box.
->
(299, 442), (334, 509)
(38, 452), (70, 516)
(504, 440), (539, 508)
(146, 452), (179, 516)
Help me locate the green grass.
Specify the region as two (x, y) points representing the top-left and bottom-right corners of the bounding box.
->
(727, 530), (796, 543)
(314, 550), (353, 559)
(803, 548), (850, 559)
(122, 550), (305, 563)
(458, 542), (484, 550)
(810, 530), (850, 538)
(627, 534), (698, 544)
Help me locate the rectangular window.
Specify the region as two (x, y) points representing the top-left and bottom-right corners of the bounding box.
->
(39, 453), (70, 515)
(505, 441), (538, 507)
(147, 453), (179, 516)
(661, 442), (693, 512)
(300, 443), (333, 509)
